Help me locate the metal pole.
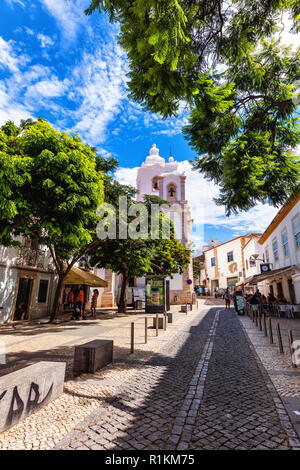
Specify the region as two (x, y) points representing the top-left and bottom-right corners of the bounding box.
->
(164, 313), (167, 331)
(268, 318), (273, 344)
(263, 314), (268, 337)
(156, 314), (158, 337)
(145, 317), (148, 344)
(186, 303), (188, 315)
(276, 323), (284, 353)
(288, 330), (297, 368)
(258, 311), (262, 331)
(131, 322), (134, 354)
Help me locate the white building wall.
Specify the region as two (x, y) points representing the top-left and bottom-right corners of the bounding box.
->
(243, 238), (264, 279)
(0, 240), (55, 323)
(205, 238), (244, 291)
(259, 200), (300, 303)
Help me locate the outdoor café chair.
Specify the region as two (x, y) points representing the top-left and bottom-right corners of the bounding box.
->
(285, 305), (294, 319)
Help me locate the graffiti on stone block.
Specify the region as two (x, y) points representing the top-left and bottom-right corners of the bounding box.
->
(0, 381), (53, 428)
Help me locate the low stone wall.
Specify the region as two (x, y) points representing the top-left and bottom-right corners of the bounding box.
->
(0, 361), (66, 433)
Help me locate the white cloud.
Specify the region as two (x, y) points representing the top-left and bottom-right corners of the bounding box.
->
(154, 117), (189, 136)
(115, 166), (138, 188)
(70, 44), (128, 145)
(0, 36), (64, 125)
(26, 78), (69, 101)
(114, 161), (279, 248)
(0, 36), (28, 73)
(5, 0), (25, 7)
(25, 27), (35, 36)
(37, 33), (55, 48)
(38, 0), (91, 43)
(0, 83), (32, 125)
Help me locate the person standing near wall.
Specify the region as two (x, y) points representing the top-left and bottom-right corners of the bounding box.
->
(77, 286), (85, 320)
(67, 289), (74, 310)
(224, 288), (231, 309)
(91, 289), (99, 318)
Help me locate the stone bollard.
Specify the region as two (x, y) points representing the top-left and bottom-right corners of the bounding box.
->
(268, 318), (273, 344)
(276, 323), (284, 354)
(131, 322), (134, 354)
(263, 314), (268, 337)
(288, 330), (297, 369)
(145, 317), (148, 344)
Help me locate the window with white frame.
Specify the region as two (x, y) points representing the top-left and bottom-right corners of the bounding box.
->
(272, 239), (279, 260)
(281, 230), (289, 256)
(265, 248), (270, 263)
(211, 257), (216, 267)
(227, 251), (233, 262)
(292, 215), (300, 248)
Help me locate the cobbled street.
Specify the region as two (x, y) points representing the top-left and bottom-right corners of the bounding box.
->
(56, 307), (300, 451)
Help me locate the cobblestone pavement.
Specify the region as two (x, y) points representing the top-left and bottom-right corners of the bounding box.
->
(240, 314), (300, 442)
(56, 308), (300, 451)
(0, 303), (209, 449)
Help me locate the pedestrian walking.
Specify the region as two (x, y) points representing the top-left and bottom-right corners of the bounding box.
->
(77, 286), (85, 320)
(224, 288), (231, 309)
(91, 289), (99, 318)
(67, 289), (74, 310)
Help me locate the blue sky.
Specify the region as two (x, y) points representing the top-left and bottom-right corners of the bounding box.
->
(0, 0), (281, 251)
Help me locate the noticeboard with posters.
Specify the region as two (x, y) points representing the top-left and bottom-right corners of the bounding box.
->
(235, 291), (245, 315)
(145, 276), (166, 313)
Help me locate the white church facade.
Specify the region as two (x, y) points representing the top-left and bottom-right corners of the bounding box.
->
(89, 144), (194, 309)
(134, 144), (194, 304)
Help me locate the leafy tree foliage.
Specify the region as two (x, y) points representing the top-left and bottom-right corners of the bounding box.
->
(193, 257), (204, 284)
(90, 195), (191, 313)
(0, 119), (104, 321)
(86, 0), (300, 213)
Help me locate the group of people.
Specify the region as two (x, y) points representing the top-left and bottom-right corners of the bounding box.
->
(245, 290), (288, 306)
(194, 286), (209, 296)
(66, 287), (99, 320)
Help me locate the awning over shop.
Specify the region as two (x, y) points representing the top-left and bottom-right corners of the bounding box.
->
(64, 266), (108, 287)
(236, 281), (245, 288)
(244, 266), (293, 286)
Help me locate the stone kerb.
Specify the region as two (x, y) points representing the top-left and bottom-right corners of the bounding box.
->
(0, 361), (66, 433)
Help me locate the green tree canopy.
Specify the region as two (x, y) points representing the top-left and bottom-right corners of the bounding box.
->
(86, 0), (300, 213)
(90, 194), (191, 312)
(0, 118), (104, 321)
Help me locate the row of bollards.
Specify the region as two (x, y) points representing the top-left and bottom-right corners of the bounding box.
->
(130, 303), (197, 354)
(251, 309), (297, 368)
(130, 313), (168, 354)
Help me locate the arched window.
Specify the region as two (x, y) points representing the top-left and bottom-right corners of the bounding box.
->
(152, 177), (159, 191)
(167, 184), (177, 201)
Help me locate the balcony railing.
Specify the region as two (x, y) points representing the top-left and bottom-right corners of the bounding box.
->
(16, 247), (47, 269)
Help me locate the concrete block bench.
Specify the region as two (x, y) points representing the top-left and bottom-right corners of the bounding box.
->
(73, 340), (113, 375)
(152, 315), (166, 329)
(0, 361), (66, 433)
(167, 312), (178, 323)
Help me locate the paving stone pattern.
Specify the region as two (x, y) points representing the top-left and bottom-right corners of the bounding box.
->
(190, 310), (295, 450)
(57, 308), (297, 450)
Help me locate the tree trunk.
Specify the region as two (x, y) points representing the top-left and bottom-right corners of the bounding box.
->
(118, 271), (129, 314)
(50, 272), (66, 322)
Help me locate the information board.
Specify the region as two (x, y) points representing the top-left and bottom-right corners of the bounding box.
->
(145, 277), (166, 313)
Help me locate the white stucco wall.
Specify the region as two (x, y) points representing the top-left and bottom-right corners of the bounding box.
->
(258, 200), (300, 303)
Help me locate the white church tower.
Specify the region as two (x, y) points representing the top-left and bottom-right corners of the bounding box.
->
(136, 144), (194, 304)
